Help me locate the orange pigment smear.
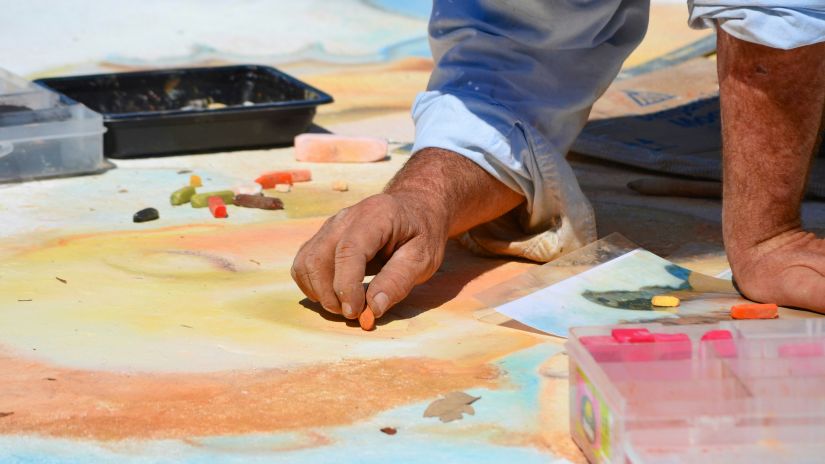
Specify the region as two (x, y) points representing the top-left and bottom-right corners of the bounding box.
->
(0, 350), (499, 441)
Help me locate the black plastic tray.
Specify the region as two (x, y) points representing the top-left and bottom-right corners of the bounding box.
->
(35, 65), (333, 158)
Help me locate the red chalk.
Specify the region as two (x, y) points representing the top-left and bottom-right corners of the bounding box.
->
(612, 328), (650, 343)
(208, 196), (227, 218)
(255, 171), (294, 189)
(628, 332), (655, 343)
(294, 133), (388, 163)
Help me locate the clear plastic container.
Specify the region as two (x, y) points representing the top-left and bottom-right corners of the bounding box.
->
(566, 319), (825, 463)
(0, 68), (107, 183)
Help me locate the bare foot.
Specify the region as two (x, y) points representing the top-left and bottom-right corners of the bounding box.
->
(729, 230), (825, 312)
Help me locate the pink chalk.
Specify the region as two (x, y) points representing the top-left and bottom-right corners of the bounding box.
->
(652, 333), (692, 360)
(701, 330), (737, 358)
(294, 133), (388, 163)
(701, 330), (733, 341)
(580, 336), (621, 362)
(778, 342), (825, 358)
(612, 328), (650, 343)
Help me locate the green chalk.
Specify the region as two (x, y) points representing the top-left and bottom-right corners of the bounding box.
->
(191, 190), (235, 208)
(170, 186), (196, 206)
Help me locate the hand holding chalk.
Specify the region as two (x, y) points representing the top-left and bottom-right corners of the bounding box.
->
(291, 193), (447, 325)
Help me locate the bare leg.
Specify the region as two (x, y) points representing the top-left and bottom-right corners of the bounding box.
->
(718, 30), (825, 311)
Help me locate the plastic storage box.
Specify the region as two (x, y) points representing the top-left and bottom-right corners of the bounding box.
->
(566, 319), (825, 463)
(35, 65), (333, 158)
(0, 68), (107, 183)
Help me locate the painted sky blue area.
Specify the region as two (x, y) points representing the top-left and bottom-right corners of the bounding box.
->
(365, 0), (432, 20)
(0, 344), (569, 463)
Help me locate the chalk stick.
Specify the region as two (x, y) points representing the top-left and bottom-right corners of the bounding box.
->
(208, 196), (227, 219)
(133, 207), (159, 223)
(612, 328), (650, 343)
(730, 303), (778, 320)
(191, 190), (235, 208)
(701, 330), (737, 358)
(294, 133), (388, 163)
(651, 295), (680, 307)
(331, 180), (349, 192)
(170, 186), (196, 206)
(255, 171), (293, 189)
(233, 194), (284, 210)
(359, 306), (376, 331)
(189, 174), (202, 187)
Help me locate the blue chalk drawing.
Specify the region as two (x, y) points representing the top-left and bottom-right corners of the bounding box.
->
(624, 90), (676, 107)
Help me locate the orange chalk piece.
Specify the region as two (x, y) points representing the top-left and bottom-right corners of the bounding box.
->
(207, 196), (228, 219)
(189, 174), (202, 187)
(255, 171), (293, 189)
(294, 133), (388, 163)
(359, 307), (376, 331)
(730, 303), (778, 320)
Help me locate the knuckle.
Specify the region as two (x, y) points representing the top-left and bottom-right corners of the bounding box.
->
(335, 239), (362, 261)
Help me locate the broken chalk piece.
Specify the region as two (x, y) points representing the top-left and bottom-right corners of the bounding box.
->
(189, 174), (202, 187)
(133, 207), (159, 223)
(232, 183), (263, 196)
(274, 184), (291, 193)
(359, 307), (376, 331)
(331, 180), (349, 192)
(208, 196), (228, 218)
(233, 194), (284, 210)
(294, 133), (388, 163)
(730, 303), (778, 320)
(612, 328), (650, 343)
(170, 186), (196, 206)
(652, 295), (680, 307)
(255, 171), (294, 189)
(191, 190), (235, 208)
(288, 169), (312, 182)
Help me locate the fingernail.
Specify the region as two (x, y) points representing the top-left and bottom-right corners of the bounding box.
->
(372, 292), (389, 317)
(342, 302), (354, 319)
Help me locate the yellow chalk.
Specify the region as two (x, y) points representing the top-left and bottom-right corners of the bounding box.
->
(652, 295), (680, 307)
(190, 174), (202, 187)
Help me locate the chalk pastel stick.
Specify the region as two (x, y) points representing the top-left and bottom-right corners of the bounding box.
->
(233, 194), (284, 210)
(191, 190), (235, 208)
(730, 303), (778, 320)
(294, 133), (388, 163)
(170, 186), (196, 206)
(208, 196), (227, 218)
(255, 171), (293, 189)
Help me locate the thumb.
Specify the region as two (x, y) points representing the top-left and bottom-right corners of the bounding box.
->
(366, 237), (438, 318)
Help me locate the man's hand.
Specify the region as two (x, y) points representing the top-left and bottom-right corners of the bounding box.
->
(718, 30), (825, 311)
(291, 148), (524, 321)
(291, 192), (448, 320)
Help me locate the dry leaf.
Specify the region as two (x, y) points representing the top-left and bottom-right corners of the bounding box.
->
(423, 391), (480, 423)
